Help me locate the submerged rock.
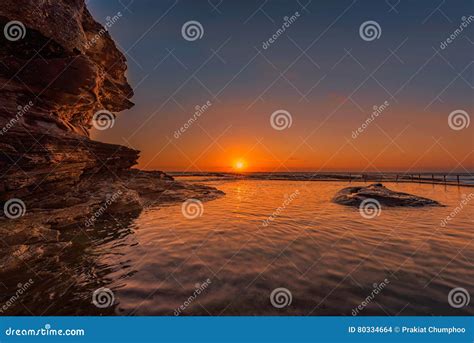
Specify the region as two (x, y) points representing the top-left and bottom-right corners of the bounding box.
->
(332, 183), (442, 207)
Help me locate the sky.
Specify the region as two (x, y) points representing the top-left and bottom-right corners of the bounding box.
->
(87, 0), (473, 172)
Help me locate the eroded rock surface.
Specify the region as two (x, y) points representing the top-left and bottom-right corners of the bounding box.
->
(332, 183), (442, 207)
(0, 0), (137, 198)
(0, 1), (223, 275)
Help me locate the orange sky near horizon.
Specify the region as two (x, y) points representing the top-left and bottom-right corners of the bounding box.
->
(88, 0), (473, 174)
(93, 102), (473, 173)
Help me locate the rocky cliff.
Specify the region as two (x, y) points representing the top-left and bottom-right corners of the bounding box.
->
(0, 0), (139, 199)
(0, 0), (223, 272)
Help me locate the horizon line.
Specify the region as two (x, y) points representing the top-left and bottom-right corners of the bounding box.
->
(163, 170), (474, 174)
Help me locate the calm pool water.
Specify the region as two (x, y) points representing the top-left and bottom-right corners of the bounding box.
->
(1, 179), (472, 315)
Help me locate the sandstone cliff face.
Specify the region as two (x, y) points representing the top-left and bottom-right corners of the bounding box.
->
(0, 0), (223, 274)
(0, 0), (138, 202)
(0, 0), (223, 282)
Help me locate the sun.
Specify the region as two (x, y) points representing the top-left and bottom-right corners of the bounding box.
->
(233, 159), (246, 171)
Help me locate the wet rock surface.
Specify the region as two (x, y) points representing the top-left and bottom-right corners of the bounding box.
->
(0, 0), (138, 197)
(0, 0), (224, 283)
(332, 183), (442, 207)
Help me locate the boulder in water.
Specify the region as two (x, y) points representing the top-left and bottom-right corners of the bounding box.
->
(332, 183), (442, 207)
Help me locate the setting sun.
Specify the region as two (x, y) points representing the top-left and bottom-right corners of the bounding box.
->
(234, 159), (246, 171)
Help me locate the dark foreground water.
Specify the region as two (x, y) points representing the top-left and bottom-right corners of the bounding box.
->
(1, 179), (472, 315)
